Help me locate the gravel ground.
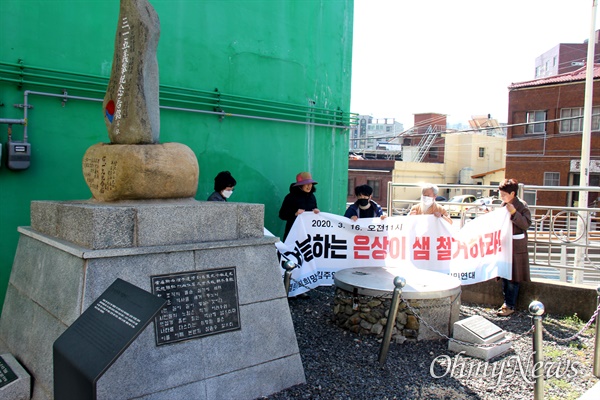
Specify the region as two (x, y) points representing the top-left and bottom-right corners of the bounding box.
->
(264, 286), (598, 400)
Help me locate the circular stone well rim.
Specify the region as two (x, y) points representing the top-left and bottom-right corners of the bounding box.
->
(334, 266), (462, 300)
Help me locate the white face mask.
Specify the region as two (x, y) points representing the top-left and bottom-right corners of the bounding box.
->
(421, 195), (434, 209)
(222, 190), (233, 199)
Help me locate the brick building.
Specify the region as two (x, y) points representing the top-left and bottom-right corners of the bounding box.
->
(535, 30), (600, 78)
(399, 112), (447, 163)
(506, 65), (600, 207)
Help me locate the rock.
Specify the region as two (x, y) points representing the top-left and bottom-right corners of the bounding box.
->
(367, 299), (382, 308)
(405, 315), (419, 330)
(82, 142), (199, 201)
(396, 311), (408, 325)
(370, 309), (384, 320)
(371, 323), (384, 335)
(103, 0), (161, 144)
(393, 334), (407, 344)
(347, 313), (361, 325)
(359, 320), (373, 330)
(365, 314), (379, 324)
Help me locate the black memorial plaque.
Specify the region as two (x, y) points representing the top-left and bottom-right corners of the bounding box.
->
(0, 355), (18, 389)
(53, 278), (166, 400)
(151, 267), (241, 346)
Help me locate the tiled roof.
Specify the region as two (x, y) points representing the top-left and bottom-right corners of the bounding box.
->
(508, 64), (600, 89)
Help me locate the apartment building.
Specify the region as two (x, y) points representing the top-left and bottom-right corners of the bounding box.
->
(535, 30), (600, 78)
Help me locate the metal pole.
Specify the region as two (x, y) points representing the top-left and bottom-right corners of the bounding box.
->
(378, 276), (406, 365)
(529, 301), (545, 400)
(594, 287), (600, 377)
(282, 260), (296, 296)
(574, 0), (597, 284)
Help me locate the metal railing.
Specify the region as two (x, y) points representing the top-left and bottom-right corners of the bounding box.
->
(386, 182), (600, 285)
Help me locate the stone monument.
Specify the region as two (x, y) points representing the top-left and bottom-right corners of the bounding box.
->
(83, 0), (198, 202)
(0, 1), (305, 399)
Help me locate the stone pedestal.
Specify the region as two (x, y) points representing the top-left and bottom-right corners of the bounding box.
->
(0, 199), (305, 400)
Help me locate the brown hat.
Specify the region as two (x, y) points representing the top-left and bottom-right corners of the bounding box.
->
(293, 171), (318, 186)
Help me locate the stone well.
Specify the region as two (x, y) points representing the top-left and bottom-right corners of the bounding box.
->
(333, 267), (462, 342)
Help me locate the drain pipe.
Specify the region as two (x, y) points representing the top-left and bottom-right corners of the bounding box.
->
(22, 90), (103, 141)
(16, 90), (350, 138)
(0, 118), (26, 125)
(160, 105), (351, 130)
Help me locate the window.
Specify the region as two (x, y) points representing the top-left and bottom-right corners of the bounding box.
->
(367, 180), (380, 198)
(553, 56), (557, 67)
(478, 147), (485, 158)
(347, 178), (355, 196)
(544, 172), (560, 186)
(535, 66), (542, 78)
(524, 191), (537, 206)
(526, 111), (547, 134)
(429, 147), (438, 159)
(560, 106), (600, 133)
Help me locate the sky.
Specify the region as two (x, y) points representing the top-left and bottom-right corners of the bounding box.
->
(350, 0), (600, 127)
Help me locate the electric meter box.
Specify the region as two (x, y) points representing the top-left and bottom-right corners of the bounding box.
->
(7, 141), (31, 170)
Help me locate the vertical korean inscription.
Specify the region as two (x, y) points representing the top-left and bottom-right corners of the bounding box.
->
(82, 155), (118, 194)
(151, 267), (241, 346)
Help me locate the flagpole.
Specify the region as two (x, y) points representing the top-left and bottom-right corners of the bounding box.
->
(574, 0), (597, 284)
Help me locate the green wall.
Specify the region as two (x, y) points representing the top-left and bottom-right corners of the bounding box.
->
(0, 0), (354, 311)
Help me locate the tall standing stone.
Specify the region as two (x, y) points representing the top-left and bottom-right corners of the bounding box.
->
(103, 0), (160, 144)
(85, 0), (199, 201)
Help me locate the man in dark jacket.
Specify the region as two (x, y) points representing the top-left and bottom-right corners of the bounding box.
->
(344, 184), (386, 221)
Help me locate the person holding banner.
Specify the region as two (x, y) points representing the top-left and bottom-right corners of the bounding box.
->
(344, 184), (387, 221)
(279, 172), (320, 241)
(409, 183), (453, 224)
(497, 178), (532, 317)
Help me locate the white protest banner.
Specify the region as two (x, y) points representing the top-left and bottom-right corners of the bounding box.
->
(276, 210), (513, 296)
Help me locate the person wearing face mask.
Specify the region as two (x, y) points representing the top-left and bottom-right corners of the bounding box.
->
(344, 184), (387, 221)
(207, 171), (236, 202)
(279, 172), (320, 241)
(408, 183), (452, 224)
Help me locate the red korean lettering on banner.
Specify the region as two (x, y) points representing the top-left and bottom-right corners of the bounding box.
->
(412, 236), (431, 260)
(436, 236), (452, 260)
(353, 235), (371, 259)
(452, 238), (469, 259)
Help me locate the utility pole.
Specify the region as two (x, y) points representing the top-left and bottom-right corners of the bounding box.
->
(574, 0), (597, 284)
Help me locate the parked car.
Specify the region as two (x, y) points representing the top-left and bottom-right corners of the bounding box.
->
(446, 194), (477, 217)
(476, 197), (503, 210)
